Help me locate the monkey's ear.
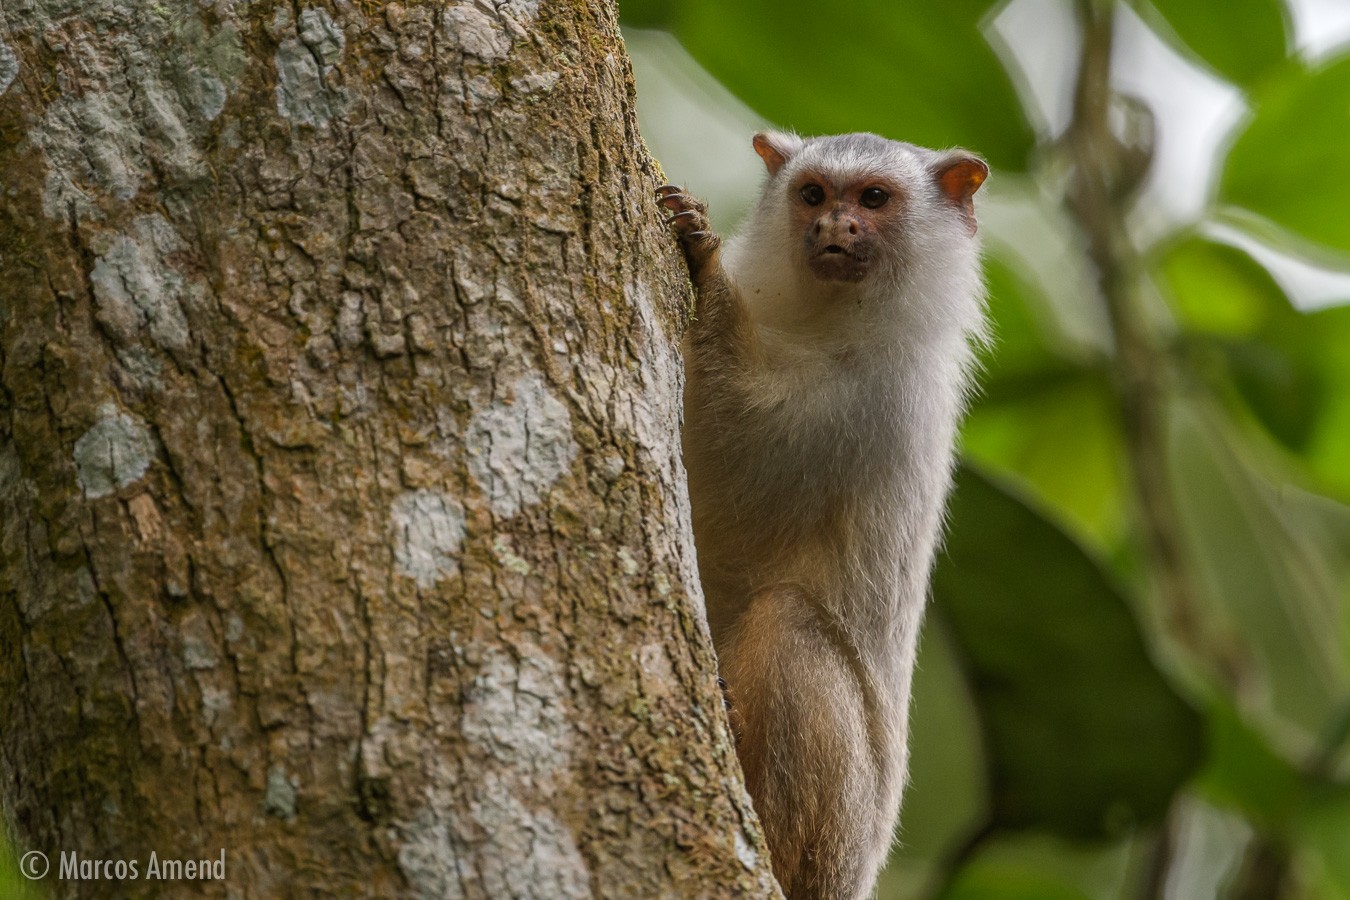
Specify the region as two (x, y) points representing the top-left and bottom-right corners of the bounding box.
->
(933, 154), (989, 235)
(752, 131), (803, 177)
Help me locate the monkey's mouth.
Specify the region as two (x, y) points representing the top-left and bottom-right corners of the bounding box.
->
(808, 244), (870, 282)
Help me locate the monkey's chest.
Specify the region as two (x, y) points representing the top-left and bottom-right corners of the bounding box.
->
(687, 375), (904, 538)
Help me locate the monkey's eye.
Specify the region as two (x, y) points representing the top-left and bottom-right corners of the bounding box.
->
(799, 184), (825, 206)
(860, 187), (889, 209)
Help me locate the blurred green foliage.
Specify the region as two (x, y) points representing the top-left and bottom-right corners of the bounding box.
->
(622, 0), (1036, 171)
(623, 0), (1350, 896)
(0, 839), (44, 899)
(1222, 56), (1350, 250)
(937, 468), (1204, 840)
(1148, 0), (1287, 85)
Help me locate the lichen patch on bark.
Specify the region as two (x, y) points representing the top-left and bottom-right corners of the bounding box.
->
(465, 373), (579, 520)
(399, 647), (591, 900)
(71, 403), (156, 498)
(391, 489), (467, 588)
(442, 5), (514, 63)
(88, 214), (194, 353)
(273, 5), (346, 125)
(199, 72), (227, 119)
(399, 775), (593, 900)
(37, 91), (146, 216)
(28, 11), (232, 220)
(461, 646), (571, 775)
(735, 828), (761, 870)
(0, 40), (16, 94)
(264, 766), (299, 821)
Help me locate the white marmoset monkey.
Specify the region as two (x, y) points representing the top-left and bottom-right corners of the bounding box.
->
(657, 131), (988, 899)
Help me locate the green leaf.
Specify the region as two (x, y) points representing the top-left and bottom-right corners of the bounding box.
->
(619, 0), (674, 30)
(1252, 304), (1350, 500)
(934, 467), (1205, 839)
(1147, 0), (1288, 86)
(1159, 238), (1321, 450)
(1221, 57), (1350, 252)
(939, 831), (1136, 900)
(1169, 399), (1350, 741)
(979, 255), (1081, 393)
(900, 622), (988, 854)
(963, 370), (1128, 552)
(1159, 238), (1350, 476)
(1158, 237), (1286, 338)
(962, 252), (1128, 550)
(1215, 337), (1325, 452)
(619, 0), (1035, 171)
(1301, 785), (1350, 899)
(1193, 698), (1305, 830)
(0, 837), (44, 900)
(946, 863), (1091, 900)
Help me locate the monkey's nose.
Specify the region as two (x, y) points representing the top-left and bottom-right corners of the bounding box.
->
(816, 214), (862, 237)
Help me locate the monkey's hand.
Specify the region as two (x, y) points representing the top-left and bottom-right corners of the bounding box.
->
(656, 185), (721, 279)
(655, 184), (749, 367)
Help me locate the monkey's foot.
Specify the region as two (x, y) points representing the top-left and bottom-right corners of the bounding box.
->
(717, 676), (744, 745)
(656, 184), (720, 276)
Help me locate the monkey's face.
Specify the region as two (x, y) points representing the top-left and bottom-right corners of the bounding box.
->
(788, 173), (907, 283)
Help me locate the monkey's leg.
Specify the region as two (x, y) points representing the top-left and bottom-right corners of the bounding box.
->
(718, 587), (892, 900)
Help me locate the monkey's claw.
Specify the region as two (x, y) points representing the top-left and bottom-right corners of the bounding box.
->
(664, 209), (701, 226)
(717, 676), (734, 712)
(656, 185), (718, 273)
(717, 676), (744, 744)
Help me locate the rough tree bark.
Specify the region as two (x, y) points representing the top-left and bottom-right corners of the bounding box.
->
(0, 0), (778, 895)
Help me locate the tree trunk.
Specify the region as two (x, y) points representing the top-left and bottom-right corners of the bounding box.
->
(0, 0), (776, 895)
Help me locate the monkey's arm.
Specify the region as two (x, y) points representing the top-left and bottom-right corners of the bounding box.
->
(656, 186), (758, 374)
